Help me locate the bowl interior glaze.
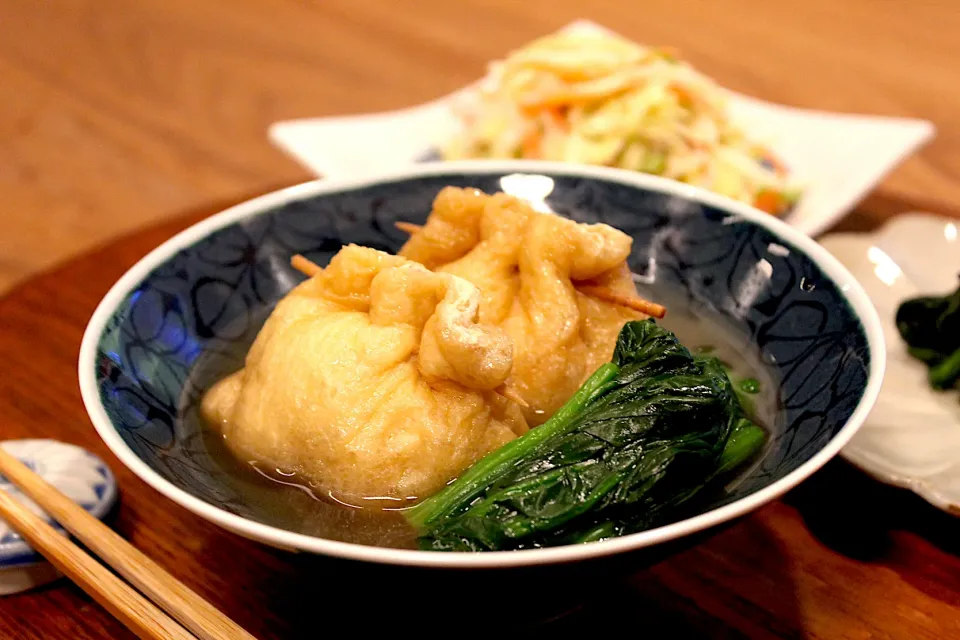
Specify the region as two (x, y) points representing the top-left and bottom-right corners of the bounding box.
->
(83, 164), (879, 567)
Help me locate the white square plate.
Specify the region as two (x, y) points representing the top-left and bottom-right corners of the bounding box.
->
(268, 20), (935, 237)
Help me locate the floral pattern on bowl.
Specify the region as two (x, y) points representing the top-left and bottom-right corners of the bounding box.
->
(79, 162), (884, 568)
(820, 214), (960, 514)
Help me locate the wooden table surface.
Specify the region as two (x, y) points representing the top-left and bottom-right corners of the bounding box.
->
(1, 1), (959, 638)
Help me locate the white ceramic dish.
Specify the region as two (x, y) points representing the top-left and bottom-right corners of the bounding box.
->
(79, 161), (886, 568)
(821, 214), (960, 514)
(268, 20), (935, 238)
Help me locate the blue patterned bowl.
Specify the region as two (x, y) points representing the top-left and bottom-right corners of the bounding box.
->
(78, 161), (884, 568)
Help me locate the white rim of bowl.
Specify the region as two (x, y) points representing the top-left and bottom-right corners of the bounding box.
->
(78, 160), (886, 568)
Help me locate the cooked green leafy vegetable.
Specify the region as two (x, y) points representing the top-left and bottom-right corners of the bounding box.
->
(404, 319), (766, 551)
(895, 277), (960, 391)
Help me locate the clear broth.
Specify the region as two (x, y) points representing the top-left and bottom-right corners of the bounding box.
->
(182, 293), (780, 550)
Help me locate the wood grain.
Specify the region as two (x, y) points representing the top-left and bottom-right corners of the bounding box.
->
(0, 448), (256, 640)
(1, 1), (959, 638)
(0, 483), (196, 640)
(1, 0), (960, 293)
(0, 197), (958, 640)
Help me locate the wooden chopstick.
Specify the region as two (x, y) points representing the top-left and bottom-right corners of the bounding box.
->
(0, 482), (195, 640)
(0, 447), (256, 640)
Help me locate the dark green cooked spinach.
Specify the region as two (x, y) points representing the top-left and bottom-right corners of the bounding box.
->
(404, 319), (766, 551)
(895, 277), (960, 391)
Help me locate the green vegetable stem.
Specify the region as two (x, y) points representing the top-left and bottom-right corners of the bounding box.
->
(404, 319), (766, 551)
(929, 348), (960, 391)
(716, 419), (766, 476)
(403, 362), (620, 531)
(896, 277), (960, 391)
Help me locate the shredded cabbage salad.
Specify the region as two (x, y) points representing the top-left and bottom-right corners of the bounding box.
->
(442, 30), (800, 215)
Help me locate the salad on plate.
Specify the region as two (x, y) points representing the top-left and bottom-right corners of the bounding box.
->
(442, 29), (801, 216)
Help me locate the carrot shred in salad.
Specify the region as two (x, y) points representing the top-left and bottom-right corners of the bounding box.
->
(442, 29), (801, 216)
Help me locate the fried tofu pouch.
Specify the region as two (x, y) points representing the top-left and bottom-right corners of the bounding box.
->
(201, 245), (528, 501)
(399, 186), (643, 425)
